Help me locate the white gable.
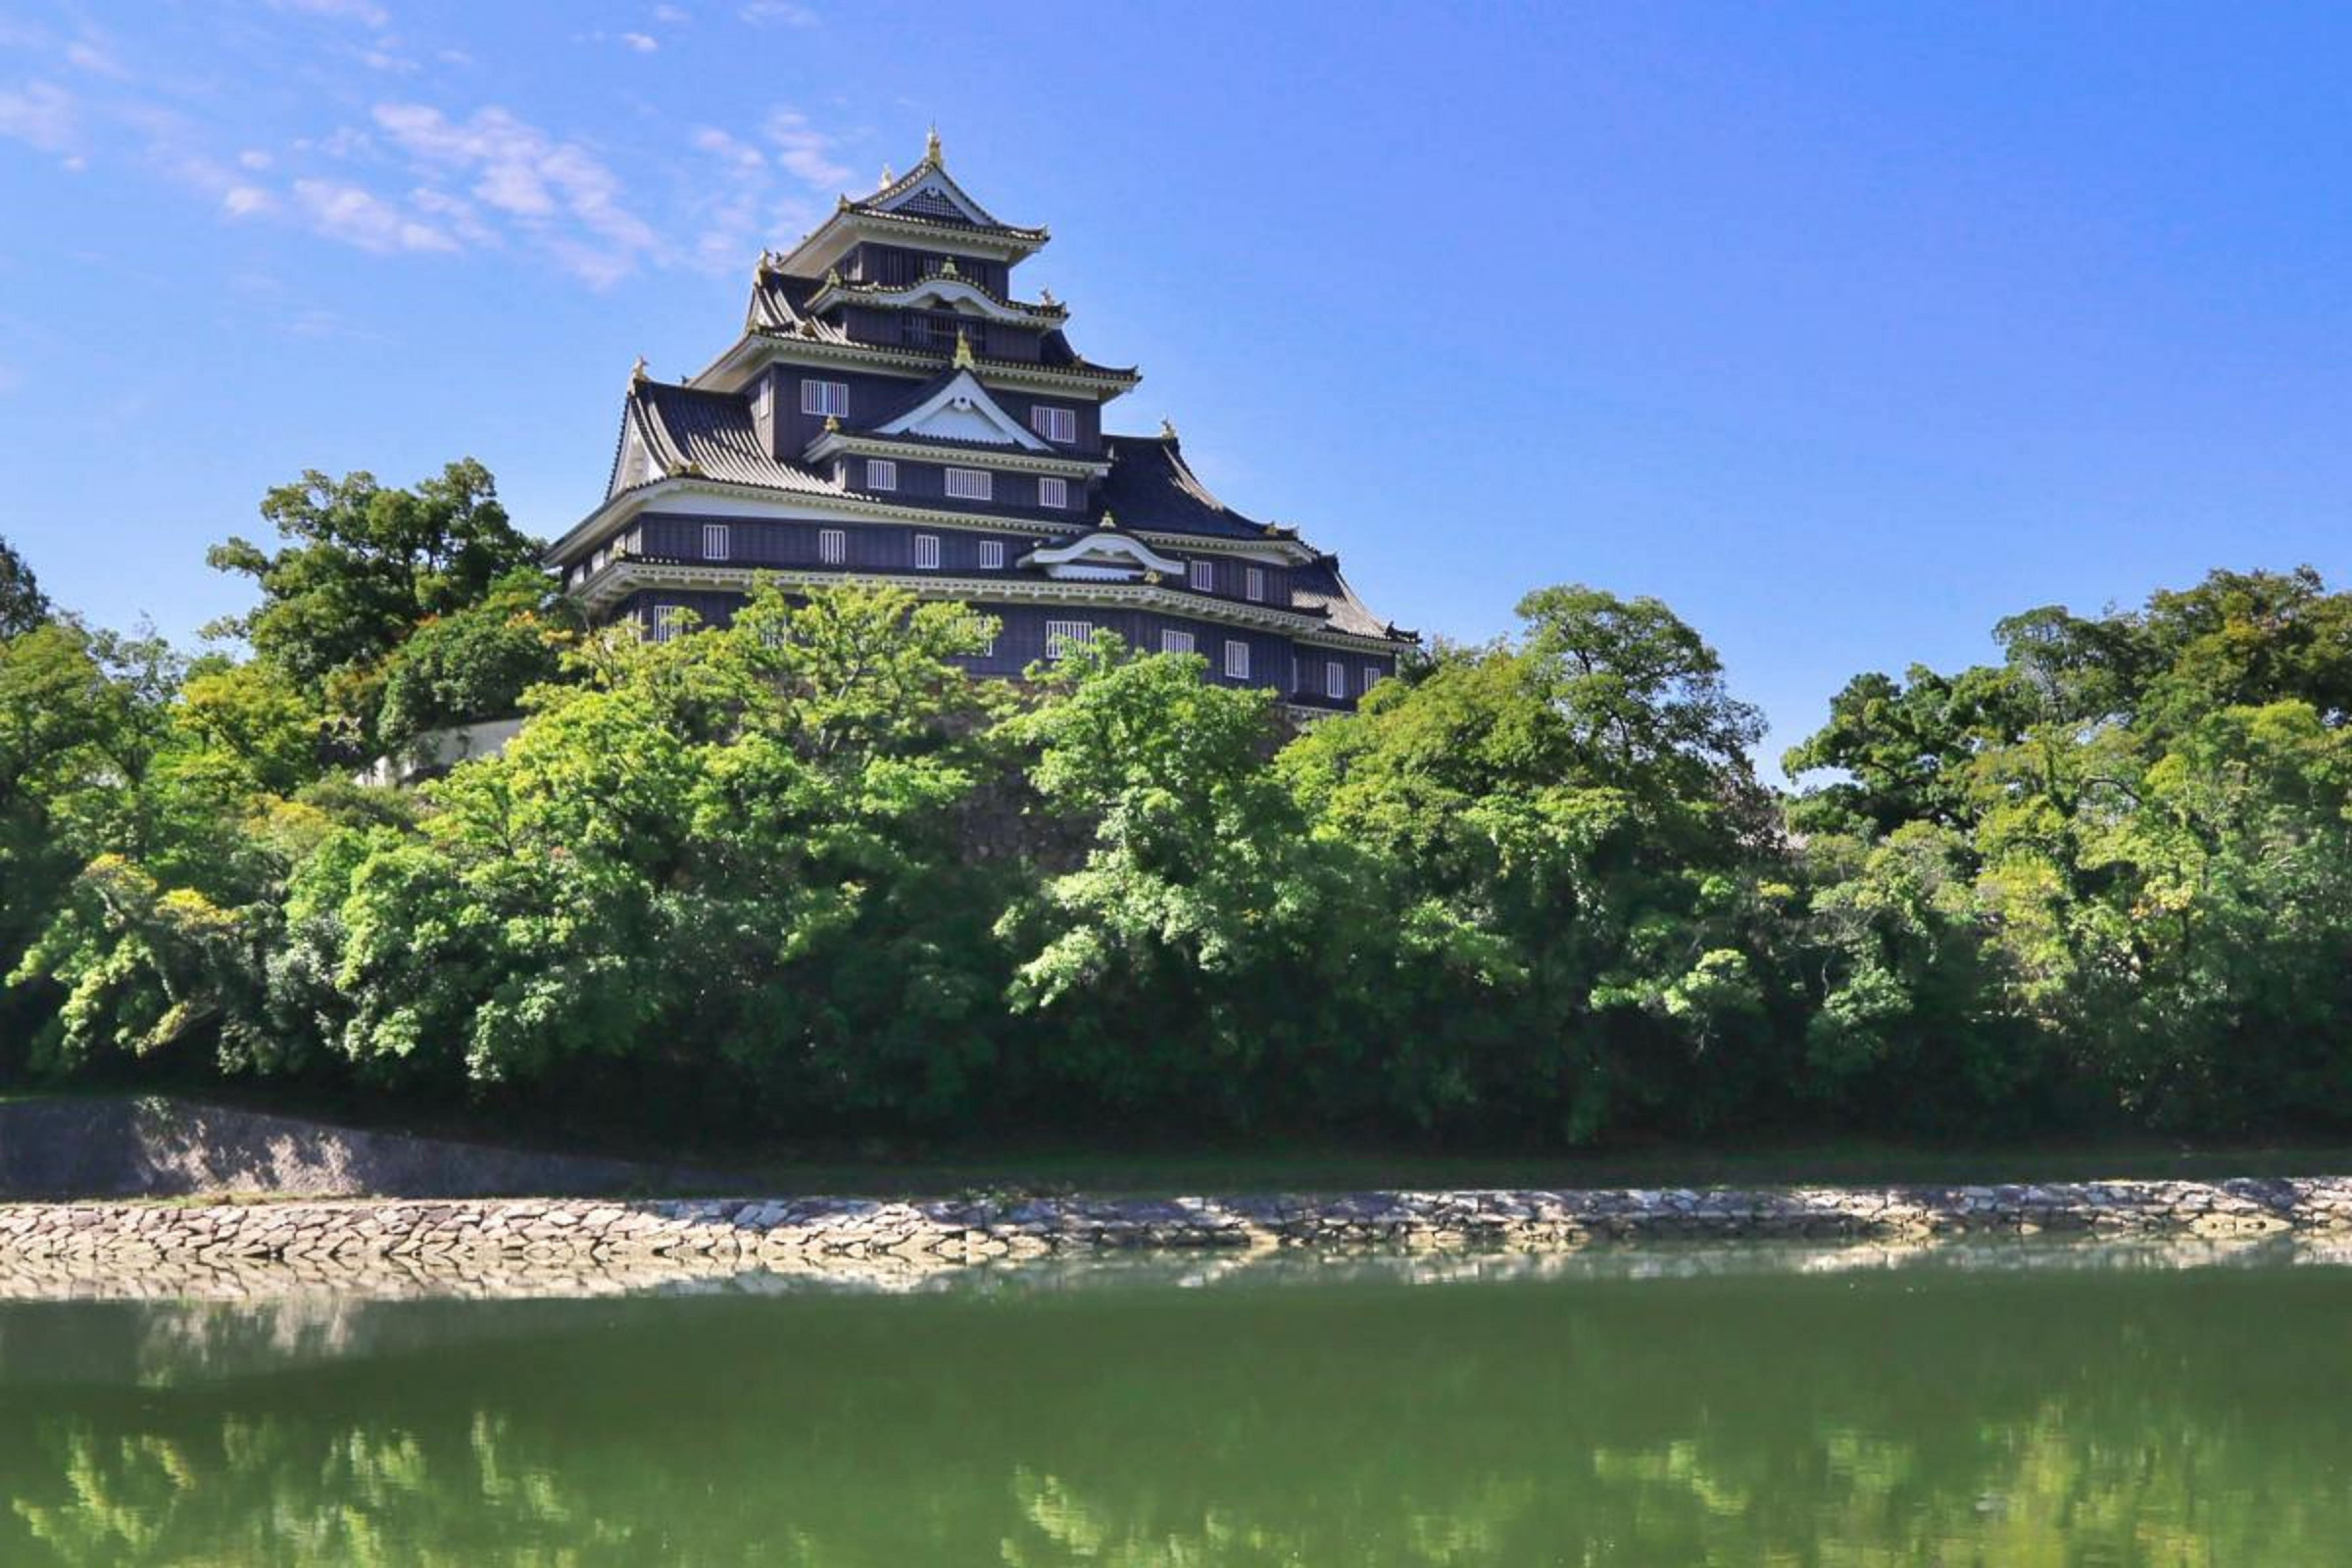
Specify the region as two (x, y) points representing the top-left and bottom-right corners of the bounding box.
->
(874, 172), (995, 226)
(1022, 531), (1186, 582)
(875, 368), (1050, 450)
(612, 420), (656, 497)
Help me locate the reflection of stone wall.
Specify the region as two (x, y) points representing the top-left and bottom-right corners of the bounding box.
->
(0, 1097), (710, 1200)
(5, 1178), (2352, 1299)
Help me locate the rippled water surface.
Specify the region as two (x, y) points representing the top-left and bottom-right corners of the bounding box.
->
(3, 1242), (2349, 1564)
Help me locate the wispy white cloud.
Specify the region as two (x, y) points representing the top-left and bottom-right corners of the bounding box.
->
(738, 1), (816, 27)
(290, 176), (457, 252)
(0, 80), (78, 158)
(371, 102), (661, 284)
(0, 13), (862, 291)
(268, 0), (391, 28)
(763, 109), (850, 188)
(680, 108), (854, 270)
(64, 41), (129, 80)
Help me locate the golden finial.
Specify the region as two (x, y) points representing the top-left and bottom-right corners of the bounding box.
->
(925, 124), (943, 166)
(824, 267), (841, 287)
(1039, 286), (1057, 307)
(836, 193), (850, 211)
(953, 327), (976, 368)
(629, 355), (649, 384)
(1159, 416), (1178, 441)
(823, 414), (841, 432)
(940, 256), (959, 277)
(878, 163), (893, 187)
(1100, 511), (1117, 530)
(1144, 569), (1161, 585)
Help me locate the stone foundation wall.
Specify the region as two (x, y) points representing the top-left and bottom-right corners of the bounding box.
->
(6, 1176), (2352, 1300)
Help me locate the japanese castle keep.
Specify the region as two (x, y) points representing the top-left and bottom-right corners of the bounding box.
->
(547, 133), (1414, 710)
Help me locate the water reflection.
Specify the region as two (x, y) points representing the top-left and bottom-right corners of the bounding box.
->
(4, 1243), (2349, 1564)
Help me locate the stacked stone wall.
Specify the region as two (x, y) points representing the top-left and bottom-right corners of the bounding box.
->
(6, 1178), (2352, 1299)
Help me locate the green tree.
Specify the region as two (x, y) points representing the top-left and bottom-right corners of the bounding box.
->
(281, 583), (1009, 1123)
(1282, 588), (1787, 1142)
(206, 460), (544, 755)
(0, 533), (49, 638)
(374, 567), (579, 754)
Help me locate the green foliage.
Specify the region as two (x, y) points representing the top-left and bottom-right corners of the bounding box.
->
(374, 568), (578, 752)
(0, 532), (49, 639)
(280, 583), (1010, 1124)
(1787, 564), (2352, 1135)
(20, 505), (2352, 1152)
(1282, 588), (1786, 1141)
(206, 460), (545, 756)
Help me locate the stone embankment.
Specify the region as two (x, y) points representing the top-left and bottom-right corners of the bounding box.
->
(6, 1176), (2352, 1299)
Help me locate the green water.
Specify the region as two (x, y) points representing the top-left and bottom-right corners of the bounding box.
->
(3, 1246), (2349, 1565)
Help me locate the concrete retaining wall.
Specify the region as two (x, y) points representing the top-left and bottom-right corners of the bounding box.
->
(0, 1097), (710, 1200)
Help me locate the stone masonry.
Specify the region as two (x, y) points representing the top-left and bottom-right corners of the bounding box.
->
(5, 1177), (2352, 1299)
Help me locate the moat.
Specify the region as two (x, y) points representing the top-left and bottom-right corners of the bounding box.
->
(3, 1239), (2349, 1564)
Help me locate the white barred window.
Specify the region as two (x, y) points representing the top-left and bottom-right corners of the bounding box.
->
(914, 533), (941, 569)
(979, 539), (1005, 569)
(1160, 629), (1196, 656)
(1038, 475), (1069, 509)
(1030, 405), (1076, 443)
(651, 605), (685, 643)
(1189, 560), (1213, 592)
(1246, 565), (1265, 602)
(945, 466), (993, 501)
(866, 458), (898, 491)
(818, 528), (846, 565)
(960, 615), (998, 658)
(1362, 663), (1381, 695)
(703, 523), (730, 562)
(1327, 661), (1347, 700)
(801, 379), (849, 417)
(1223, 639), (1250, 681)
(1046, 619), (1092, 661)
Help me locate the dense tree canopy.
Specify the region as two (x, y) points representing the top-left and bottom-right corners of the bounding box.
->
(12, 470), (2352, 1149)
(0, 534), (49, 640)
(205, 460), (546, 758)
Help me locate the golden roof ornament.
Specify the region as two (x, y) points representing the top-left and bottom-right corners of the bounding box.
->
(953, 327), (976, 368)
(940, 256), (959, 277)
(629, 355), (650, 384)
(1159, 416), (1179, 441)
(1100, 511), (1117, 530)
(1039, 286), (1058, 307)
(878, 163), (893, 187)
(925, 125), (944, 166)
(824, 267), (841, 287)
(823, 414), (841, 432)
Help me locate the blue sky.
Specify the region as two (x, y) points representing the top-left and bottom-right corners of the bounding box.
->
(3, 2), (2348, 768)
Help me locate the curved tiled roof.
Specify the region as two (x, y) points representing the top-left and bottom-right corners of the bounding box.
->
(1290, 554), (1411, 641)
(624, 380), (845, 497)
(1100, 435), (1277, 542)
(748, 271), (849, 341)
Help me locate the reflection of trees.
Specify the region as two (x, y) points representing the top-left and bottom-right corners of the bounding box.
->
(4, 1265), (2350, 1564)
(10, 1414), (627, 1568)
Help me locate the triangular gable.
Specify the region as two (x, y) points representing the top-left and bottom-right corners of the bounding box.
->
(873, 368), (1050, 450)
(609, 401), (661, 498)
(867, 166), (1001, 228)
